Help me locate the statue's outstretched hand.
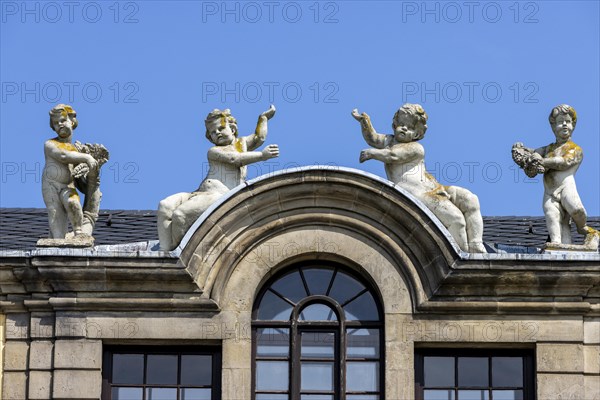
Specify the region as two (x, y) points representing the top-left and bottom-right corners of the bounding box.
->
(260, 104), (276, 120)
(262, 144), (280, 160)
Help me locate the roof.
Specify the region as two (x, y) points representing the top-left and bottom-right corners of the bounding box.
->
(1, 208), (599, 251)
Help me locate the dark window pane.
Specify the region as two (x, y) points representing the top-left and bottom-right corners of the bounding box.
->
(147, 355), (178, 384)
(299, 303), (337, 321)
(457, 390), (489, 400)
(302, 268), (334, 295)
(424, 356), (455, 387)
(458, 357), (488, 387)
(257, 328), (290, 358)
(301, 362), (334, 390)
(112, 354), (144, 384)
(328, 272), (365, 305)
(146, 387), (177, 400)
(492, 390), (523, 400)
(256, 395), (288, 400)
(344, 291), (379, 321)
(257, 290), (293, 320)
(301, 331), (335, 358)
(181, 355), (212, 386)
(112, 387), (143, 400)
(346, 361), (378, 392)
(492, 358), (523, 387)
(256, 361), (288, 390)
(301, 396), (333, 400)
(424, 390), (455, 400)
(270, 271), (308, 303)
(181, 388), (211, 400)
(347, 329), (379, 358)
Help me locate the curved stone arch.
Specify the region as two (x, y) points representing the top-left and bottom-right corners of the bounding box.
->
(178, 166), (461, 313)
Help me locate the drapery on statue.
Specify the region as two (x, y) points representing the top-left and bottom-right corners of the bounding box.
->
(39, 104), (109, 247)
(352, 103), (486, 253)
(512, 104), (599, 250)
(157, 105), (279, 251)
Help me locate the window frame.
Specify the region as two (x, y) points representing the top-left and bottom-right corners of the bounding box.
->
(414, 348), (535, 400)
(102, 345), (222, 400)
(251, 262), (385, 400)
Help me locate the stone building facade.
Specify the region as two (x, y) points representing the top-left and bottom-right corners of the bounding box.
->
(1, 167), (599, 399)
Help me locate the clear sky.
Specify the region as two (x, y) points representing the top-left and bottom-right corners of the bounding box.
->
(1, 0), (599, 216)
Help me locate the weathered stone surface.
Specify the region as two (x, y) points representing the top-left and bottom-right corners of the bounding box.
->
(54, 339), (101, 369)
(2, 371), (27, 400)
(221, 367), (250, 400)
(223, 338), (251, 369)
(5, 313), (29, 339)
(31, 314), (55, 338)
(585, 318), (600, 344)
(36, 236), (95, 248)
(584, 345), (600, 374)
(537, 373), (585, 399)
(585, 374), (600, 400)
(29, 370), (52, 399)
(3, 340), (29, 371)
(29, 341), (54, 370)
(537, 343), (584, 373)
(53, 370), (101, 399)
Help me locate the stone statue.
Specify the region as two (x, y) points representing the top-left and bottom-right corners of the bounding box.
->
(39, 104), (109, 247)
(158, 106), (279, 251)
(352, 103), (486, 253)
(512, 104), (599, 250)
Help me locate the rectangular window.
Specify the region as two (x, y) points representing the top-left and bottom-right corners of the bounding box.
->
(415, 349), (534, 400)
(102, 346), (221, 400)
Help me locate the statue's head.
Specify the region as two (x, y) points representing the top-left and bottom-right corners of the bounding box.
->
(205, 109), (238, 145)
(49, 104), (78, 137)
(392, 103), (428, 142)
(549, 104), (577, 141)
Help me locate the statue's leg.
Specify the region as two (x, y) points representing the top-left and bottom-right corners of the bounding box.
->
(422, 195), (469, 252)
(42, 181), (68, 238)
(543, 194), (562, 243)
(170, 192), (223, 248)
(561, 185), (588, 235)
(60, 186), (84, 235)
(157, 192), (192, 251)
(559, 212), (572, 244)
(446, 186), (486, 253)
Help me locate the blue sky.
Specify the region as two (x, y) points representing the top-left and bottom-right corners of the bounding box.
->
(1, 0), (599, 216)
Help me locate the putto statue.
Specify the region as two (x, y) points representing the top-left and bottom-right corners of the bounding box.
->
(158, 106), (279, 251)
(352, 103), (486, 253)
(512, 104), (599, 250)
(39, 104), (109, 247)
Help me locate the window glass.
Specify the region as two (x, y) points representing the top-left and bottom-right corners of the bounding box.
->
(112, 387), (143, 400)
(347, 329), (379, 358)
(424, 357), (455, 387)
(181, 355), (212, 386)
(300, 362), (334, 390)
(257, 290), (293, 320)
(457, 357), (489, 387)
(256, 395), (288, 400)
(270, 271), (308, 303)
(181, 388), (211, 400)
(344, 291), (378, 321)
(301, 332), (335, 358)
(146, 355), (178, 384)
(300, 303), (337, 321)
(492, 358), (523, 387)
(423, 390), (455, 400)
(112, 354), (144, 384)
(302, 268), (334, 295)
(256, 361), (289, 391)
(491, 390), (523, 400)
(328, 271), (365, 305)
(346, 361), (379, 392)
(146, 387), (177, 400)
(256, 328), (290, 358)
(457, 390), (489, 400)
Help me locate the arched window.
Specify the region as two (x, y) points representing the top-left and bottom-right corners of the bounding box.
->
(252, 263), (384, 400)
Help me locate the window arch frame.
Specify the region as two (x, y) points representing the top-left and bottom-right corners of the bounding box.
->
(251, 261), (385, 400)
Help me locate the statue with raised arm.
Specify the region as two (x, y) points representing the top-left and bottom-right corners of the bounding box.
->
(512, 104), (599, 250)
(39, 104), (109, 247)
(157, 106), (279, 251)
(352, 103), (486, 253)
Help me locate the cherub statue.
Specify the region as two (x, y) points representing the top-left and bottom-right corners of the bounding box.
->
(512, 104), (599, 248)
(41, 104), (109, 243)
(352, 103), (486, 253)
(158, 106), (279, 251)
